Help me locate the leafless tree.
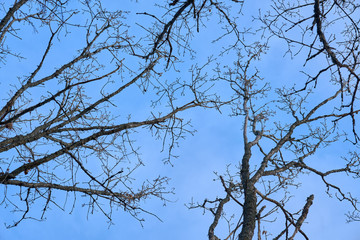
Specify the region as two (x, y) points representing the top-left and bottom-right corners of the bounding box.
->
(190, 47), (360, 239)
(2, 0), (360, 239)
(188, 0), (360, 238)
(0, 0), (245, 227)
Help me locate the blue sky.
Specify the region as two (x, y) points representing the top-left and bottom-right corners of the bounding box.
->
(1, 0), (360, 239)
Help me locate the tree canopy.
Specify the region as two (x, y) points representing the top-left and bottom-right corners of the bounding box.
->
(1, 0), (360, 239)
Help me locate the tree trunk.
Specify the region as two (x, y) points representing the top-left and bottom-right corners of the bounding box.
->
(239, 140), (257, 240)
(238, 184), (257, 240)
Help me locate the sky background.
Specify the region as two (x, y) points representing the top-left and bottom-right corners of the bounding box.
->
(1, 0), (360, 239)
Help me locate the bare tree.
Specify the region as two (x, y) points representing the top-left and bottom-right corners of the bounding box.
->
(2, 0), (360, 239)
(190, 46), (360, 239)
(0, 0), (245, 227)
(187, 0), (360, 237)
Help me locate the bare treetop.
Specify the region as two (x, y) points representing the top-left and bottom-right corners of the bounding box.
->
(1, 1), (360, 239)
(0, 0), (240, 226)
